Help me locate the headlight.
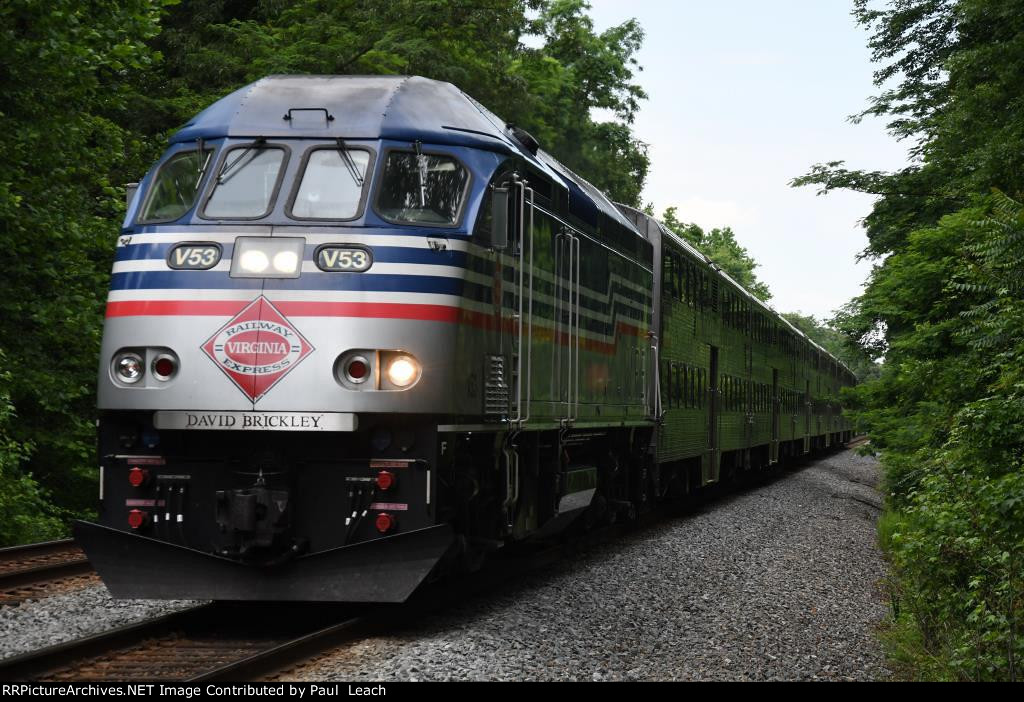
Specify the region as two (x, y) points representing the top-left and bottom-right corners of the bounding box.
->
(273, 250), (299, 274)
(335, 350), (421, 391)
(386, 355), (420, 388)
(114, 352), (144, 383)
(239, 249), (268, 273)
(230, 237), (304, 278)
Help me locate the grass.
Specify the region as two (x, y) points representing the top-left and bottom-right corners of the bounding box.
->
(877, 607), (961, 681)
(874, 507), (962, 681)
(876, 508), (902, 555)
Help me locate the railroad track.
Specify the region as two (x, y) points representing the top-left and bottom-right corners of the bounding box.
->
(0, 517), (658, 681)
(846, 435), (871, 450)
(0, 602), (368, 681)
(0, 540), (95, 606)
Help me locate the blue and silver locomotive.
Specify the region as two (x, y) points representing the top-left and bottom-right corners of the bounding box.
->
(76, 75), (855, 602)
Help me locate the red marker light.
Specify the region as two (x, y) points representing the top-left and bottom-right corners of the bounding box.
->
(375, 512), (395, 534)
(128, 466), (148, 487)
(347, 359), (367, 380)
(127, 509), (148, 530)
(153, 357), (176, 378)
(375, 470), (395, 491)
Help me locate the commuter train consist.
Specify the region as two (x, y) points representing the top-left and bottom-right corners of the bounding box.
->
(74, 76), (855, 602)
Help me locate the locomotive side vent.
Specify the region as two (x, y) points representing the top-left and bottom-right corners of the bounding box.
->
(485, 355), (510, 420)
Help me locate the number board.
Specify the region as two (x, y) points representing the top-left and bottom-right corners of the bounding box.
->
(315, 245), (372, 272)
(167, 243), (222, 270)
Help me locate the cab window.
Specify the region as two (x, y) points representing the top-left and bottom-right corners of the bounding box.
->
(203, 145), (285, 219)
(138, 149), (211, 223)
(290, 148), (370, 220)
(376, 151), (468, 225)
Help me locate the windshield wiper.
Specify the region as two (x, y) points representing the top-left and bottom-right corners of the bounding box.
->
(335, 137), (364, 187)
(194, 137), (212, 192)
(218, 137), (266, 184)
(414, 140), (427, 207)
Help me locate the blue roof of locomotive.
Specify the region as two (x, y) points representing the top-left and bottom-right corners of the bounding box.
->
(170, 75), (639, 234)
(171, 75), (521, 151)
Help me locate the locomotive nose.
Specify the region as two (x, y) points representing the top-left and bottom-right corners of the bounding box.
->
(99, 228), (467, 416)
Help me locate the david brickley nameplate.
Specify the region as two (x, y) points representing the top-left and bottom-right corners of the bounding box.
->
(153, 411), (357, 432)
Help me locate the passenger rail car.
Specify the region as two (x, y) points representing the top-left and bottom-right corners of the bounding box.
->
(75, 76), (855, 602)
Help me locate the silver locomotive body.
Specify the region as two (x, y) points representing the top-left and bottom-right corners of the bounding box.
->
(77, 76), (657, 601)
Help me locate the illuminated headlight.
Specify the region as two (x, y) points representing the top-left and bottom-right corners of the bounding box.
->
(273, 250), (299, 274)
(386, 355), (420, 388)
(114, 352), (144, 383)
(230, 237), (304, 278)
(239, 249), (268, 273)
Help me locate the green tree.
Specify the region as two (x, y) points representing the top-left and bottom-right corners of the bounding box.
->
(873, 194), (1024, 680)
(795, 0), (1024, 259)
(521, 0), (649, 204)
(793, 0), (1024, 679)
(0, 0), (165, 532)
(0, 353), (65, 546)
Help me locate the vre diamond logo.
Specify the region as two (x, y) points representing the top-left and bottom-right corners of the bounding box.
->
(201, 296), (314, 402)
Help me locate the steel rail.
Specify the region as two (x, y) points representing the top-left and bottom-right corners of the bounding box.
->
(0, 603), (366, 682)
(0, 540), (93, 604)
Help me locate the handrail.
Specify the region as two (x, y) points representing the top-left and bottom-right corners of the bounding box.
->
(552, 229), (567, 404)
(551, 224), (581, 425)
(648, 332), (662, 420)
(509, 177), (527, 424)
(522, 186), (534, 425)
(570, 231), (580, 422)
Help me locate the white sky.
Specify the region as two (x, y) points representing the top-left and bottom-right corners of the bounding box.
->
(586, 0), (910, 320)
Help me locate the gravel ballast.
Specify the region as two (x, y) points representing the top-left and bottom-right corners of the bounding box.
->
(0, 587), (199, 660)
(289, 449), (890, 681)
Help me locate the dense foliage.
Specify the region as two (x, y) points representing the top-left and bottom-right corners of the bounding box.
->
(0, 352), (65, 545)
(0, 0), (649, 544)
(795, 0), (1024, 680)
(0, 0), (167, 535)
